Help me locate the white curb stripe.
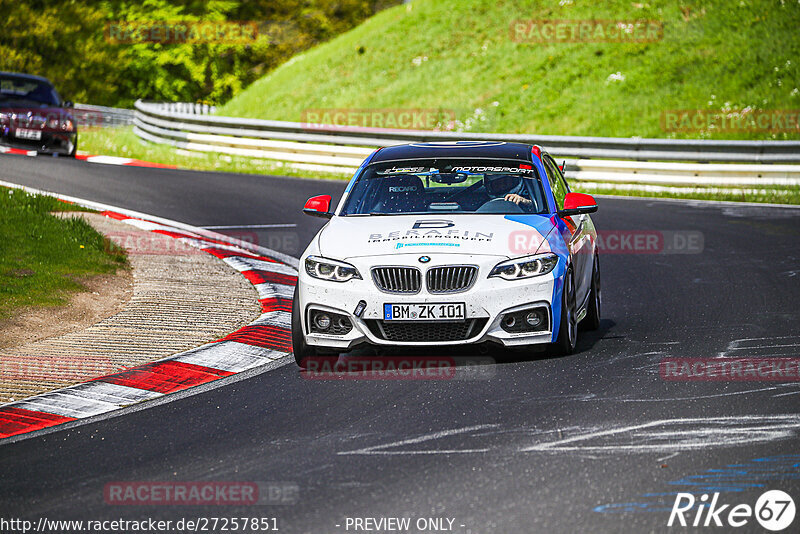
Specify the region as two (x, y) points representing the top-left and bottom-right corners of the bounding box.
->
(83, 155), (134, 165)
(253, 282), (295, 300)
(9, 391), (120, 419)
(63, 382), (165, 405)
(223, 256), (297, 276)
(252, 311), (292, 328)
(172, 341), (287, 373)
(122, 218), (175, 232)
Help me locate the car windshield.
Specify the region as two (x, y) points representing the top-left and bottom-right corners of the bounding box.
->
(0, 76), (61, 107)
(340, 158), (548, 216)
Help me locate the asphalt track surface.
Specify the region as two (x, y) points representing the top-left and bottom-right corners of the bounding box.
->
(1, 154), (799, 533)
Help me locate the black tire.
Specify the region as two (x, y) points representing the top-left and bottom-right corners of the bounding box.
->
(581, 254), (601, 331)
(291, 286), (316, 368)
(549, 267), (578, 356)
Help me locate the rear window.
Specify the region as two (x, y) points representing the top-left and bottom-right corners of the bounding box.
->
(340, 159), (548, 216)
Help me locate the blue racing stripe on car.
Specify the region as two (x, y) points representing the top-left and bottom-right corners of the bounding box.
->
(548, 217), (572, 342)
(505, 214), (570, 342)
(503, 214), (554, 238)
(550, 257), (566, 342)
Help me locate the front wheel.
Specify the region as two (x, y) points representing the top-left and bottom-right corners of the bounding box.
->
(291, 286), (316, 368)
(550, 267), (578, 356)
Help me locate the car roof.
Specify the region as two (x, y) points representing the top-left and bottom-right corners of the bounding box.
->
(370, 141), (536, 163)
(0, 71), (54, 85)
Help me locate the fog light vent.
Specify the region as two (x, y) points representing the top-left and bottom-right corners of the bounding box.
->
(309, 310), (353, 335)
(500, 307), (549, 333)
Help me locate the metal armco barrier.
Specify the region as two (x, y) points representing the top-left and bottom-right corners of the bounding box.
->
(74, 103), (135, 128)
(133, 100), (800, 182)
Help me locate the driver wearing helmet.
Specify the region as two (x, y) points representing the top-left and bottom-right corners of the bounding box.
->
(483, 174), (532, 206)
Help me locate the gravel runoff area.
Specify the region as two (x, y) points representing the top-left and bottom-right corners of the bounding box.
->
(0, 212), (262, 403)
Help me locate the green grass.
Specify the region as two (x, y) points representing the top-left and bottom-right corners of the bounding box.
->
(0, 188), (129, 320)
(80, 1), (800, 206)
(218, 0), (800, 140)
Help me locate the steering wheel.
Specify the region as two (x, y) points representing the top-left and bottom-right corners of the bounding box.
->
(475, 198), (525, 213)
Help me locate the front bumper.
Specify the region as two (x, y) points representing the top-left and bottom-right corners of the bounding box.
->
(297, 253), (558, 350)
(0, 129), (76, 156)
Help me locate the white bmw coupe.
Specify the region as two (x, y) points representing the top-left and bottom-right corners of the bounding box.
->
(292, 141), (601, 367)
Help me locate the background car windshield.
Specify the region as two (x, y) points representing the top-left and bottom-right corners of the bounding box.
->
(340, 159), (548, 216)
(0, 76), (61, 107)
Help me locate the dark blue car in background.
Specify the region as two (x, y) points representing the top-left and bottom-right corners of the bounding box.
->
(0, 71), (77, 157)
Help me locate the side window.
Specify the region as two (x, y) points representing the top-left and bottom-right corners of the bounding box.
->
(544, 157), (567, 209)
(551, 156), (571, 195)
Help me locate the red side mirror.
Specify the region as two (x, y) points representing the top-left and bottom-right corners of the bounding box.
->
(560, 192), (598, 217)
(303, 195), (333, 218)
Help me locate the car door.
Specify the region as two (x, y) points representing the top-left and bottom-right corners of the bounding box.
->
(544, 155), (592, 307)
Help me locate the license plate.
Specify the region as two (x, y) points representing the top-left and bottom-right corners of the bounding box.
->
(15, 128), (41, 140)
(384, 303), (466, 321)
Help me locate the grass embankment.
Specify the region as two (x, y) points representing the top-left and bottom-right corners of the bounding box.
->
(0, 188), (128, 320)
(79, 0), (800, 204)
(219, 0), (799, 141)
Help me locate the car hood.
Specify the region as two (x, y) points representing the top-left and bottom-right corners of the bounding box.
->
(317, 213), (558, 260)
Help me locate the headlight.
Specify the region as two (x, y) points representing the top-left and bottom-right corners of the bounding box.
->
(305, 255), (361, 282)
(46, 117), (74, 131)
(489, 253), (558, 280)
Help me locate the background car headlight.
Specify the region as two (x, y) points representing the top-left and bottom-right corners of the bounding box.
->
(305, 255), (361, 282)
(46, 117), (75, 131)
(489, 253), (558, 280)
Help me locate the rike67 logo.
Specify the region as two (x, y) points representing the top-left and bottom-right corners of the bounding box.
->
(668, 490), (795, 531)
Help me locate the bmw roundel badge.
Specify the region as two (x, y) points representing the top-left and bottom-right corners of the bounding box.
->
(419, 256), (431, 263)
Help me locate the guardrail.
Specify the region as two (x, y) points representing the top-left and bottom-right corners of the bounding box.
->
(74, 103), (135, 128)
(133, 100), (800, 183)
